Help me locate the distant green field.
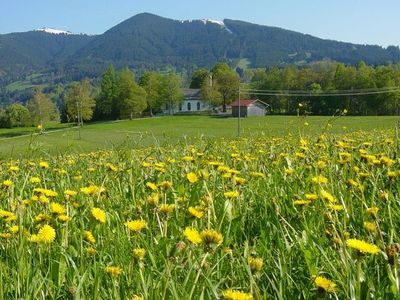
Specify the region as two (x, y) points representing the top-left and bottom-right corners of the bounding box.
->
(0, 116), (398, 158)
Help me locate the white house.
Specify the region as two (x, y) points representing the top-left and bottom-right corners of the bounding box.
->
(163, 89), (211, 114)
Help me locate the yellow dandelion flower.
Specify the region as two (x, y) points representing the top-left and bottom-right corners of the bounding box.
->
(328, 204), (344, 211)
(50, 202), (66, 215)
(84, 230), (96, 244)
(222, 290), (253, 300)
(58, 214), (71, 222)
(305, 193), (318, 201)
(125, 220), (147, 232)
(294, 200), (311, 206)
(346, 238), (380, 254)
(0, 209), (14, 219)
(37, 224), (56, 243)
(159, 203), (175, 214)
(131, 295), (144, 300)
(233, 177), (246, 185)
(86, 247), (97, 255)
(284, 168), (294, 175)
(320, 190), (335, 202)
(147, 193), (160, 206)
(312, 175), (328, 184)
(9, 165), (19, 172)
(364, 222), (377, 233)
(0, 233), (12, 239)
(188, 206), (204, 218)
(133, 248), (146, 260)
(379, 191), (389, 201)
(80, 185), (102, 195)
(200, 229), (223, 246)
(91, 207), (106, 223)
(295, 152), (306, 159)
(248, 257), (263, 272)
(39, 161), (49, 169)
(34, 213), (50, 222)
(186, 172), (198, 183)
(30, 177), (41, 184)
(3, 180), (13, 188)
(105, 163), (119, 172)
(64, 190), (78, 197)
(314, 276), (337, 293)
(250, 172), (265, 178)
(104, 266), (122, 277)
(146, 182), (158, 191)
(183, 227), (202, 245)
(9, 225), (19, 234)
(224, 191), (239, 199)
(39, 195), (49, 204)
(367, 207), (379, 216)
(158, 181), (172, 189)
(182, 156), (195, 162)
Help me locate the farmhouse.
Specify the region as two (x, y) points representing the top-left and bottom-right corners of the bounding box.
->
(177, 89), (211, 113)
(231, 99), (269, 117)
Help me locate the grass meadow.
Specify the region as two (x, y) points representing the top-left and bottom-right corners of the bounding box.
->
(0, 115), (397, 158)
(0, 115), (399, 299)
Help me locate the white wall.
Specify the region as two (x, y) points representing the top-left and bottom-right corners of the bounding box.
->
(178, 100), (211, 112)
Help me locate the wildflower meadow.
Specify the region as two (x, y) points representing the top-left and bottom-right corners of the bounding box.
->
(0, 119), (399, 299)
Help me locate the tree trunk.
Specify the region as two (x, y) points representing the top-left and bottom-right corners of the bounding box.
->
(222, 98), (227, 112)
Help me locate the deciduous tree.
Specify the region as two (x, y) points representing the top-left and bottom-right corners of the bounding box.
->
(64, 79), (96, 125)
(26, 89), (57, 130)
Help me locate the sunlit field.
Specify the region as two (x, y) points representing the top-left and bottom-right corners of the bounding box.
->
(1, 115), (400, 299)
(0, 115), (397, 158)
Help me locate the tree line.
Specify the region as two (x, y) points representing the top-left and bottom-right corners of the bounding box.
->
(0, 66), (184, 128)
(247, 61), (400, 115)
(2, 61), (400, 128)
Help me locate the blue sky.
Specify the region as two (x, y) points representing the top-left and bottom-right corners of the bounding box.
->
(1, 0), (399, 46)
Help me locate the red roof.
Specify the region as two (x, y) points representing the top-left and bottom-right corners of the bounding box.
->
(230, 99), (256, 107)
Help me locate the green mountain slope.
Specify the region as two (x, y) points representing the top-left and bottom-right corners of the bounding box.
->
(1, 13), (400, 88)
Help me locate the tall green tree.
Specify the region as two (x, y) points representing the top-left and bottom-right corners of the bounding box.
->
(201, 75), (222, 107)
(96, 65), (118, 120)
(160, 73), (183, 115)
(190, 69), (210, 89)
(0, 103), (31, 128)
(211, 63), (240, 112)
(139, 72), (162, 116)
(118, 68), (147, 119)
(65, 79), (96, 125)
(26, 89), (57, 130)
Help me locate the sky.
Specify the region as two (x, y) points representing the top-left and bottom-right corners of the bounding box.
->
(0, 0), (399, 47)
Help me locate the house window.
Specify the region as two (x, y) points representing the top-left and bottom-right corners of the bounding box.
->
(179, 103), (182, 111)
(187, 102), (191, 111)
(197, 102), (201, 110)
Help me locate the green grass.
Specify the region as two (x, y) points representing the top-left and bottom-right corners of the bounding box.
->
(5, 73), (44, 92)
(0, 116), (398, 158)
(0, 122), (71, 138)
(0, 124), (398, 298)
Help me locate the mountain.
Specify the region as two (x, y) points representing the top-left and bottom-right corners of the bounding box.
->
(0, 30), (95, 85)
(1, 13), (400, 88)
(66, 13), (400, 74)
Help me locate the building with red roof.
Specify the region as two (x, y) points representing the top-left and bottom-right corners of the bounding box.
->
(231, 99), (269, 117)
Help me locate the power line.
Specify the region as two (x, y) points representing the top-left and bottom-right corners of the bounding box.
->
(241, 86), (400, 94)
(240, 87), (400, 97)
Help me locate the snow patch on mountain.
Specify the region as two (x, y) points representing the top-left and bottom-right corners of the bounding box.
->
(180, 19), (233, 34)
(35, 27), (73, 35)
